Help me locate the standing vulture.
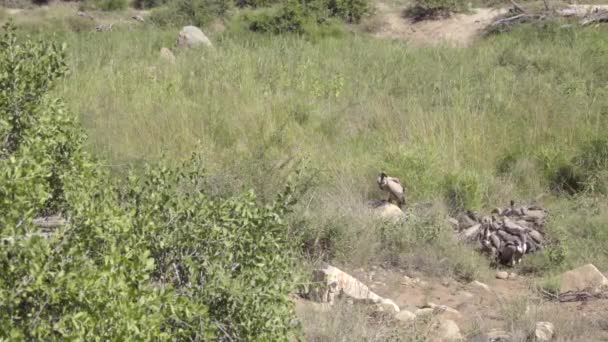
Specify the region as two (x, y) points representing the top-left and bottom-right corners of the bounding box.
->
(377, 172), (405, 208)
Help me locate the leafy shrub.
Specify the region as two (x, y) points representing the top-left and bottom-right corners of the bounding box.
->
(150, 0), (233, 27)
(544, 138), (608, 195)
(0, 23), (301, 340)
(133, 0), (168, 9)
(243, 0), (370, 35)
(119, 154), (302, 340)
(325, 0), (371, 23)
(247, 1), (310, 34)
(442, 171), (480, 214)
(98, 0), (128, 10)
(403, 0), (467, 22)
(382, 147), (441, 200)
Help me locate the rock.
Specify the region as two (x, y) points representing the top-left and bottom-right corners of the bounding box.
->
(496, 271), (509, 280)
(470, 280), (491, 292)
(507, 272), (517, 280)
(378, 298), (400, 313)
(159, 47), (176, 64)
(394, 310), (416, 323)
(534, 321), (554, 341)
(429, 319), (463, 342)
(310, 265), (399, 312)
(560, 264), (608, 293)
(177, 26), (212, 49)
(447, 217), (460, 230)
(458, 223), (481, 241)
(415, 308), (434, 316)
(132, 15), (144, 22)
(487, 329), (511, 341)
(373, 202), (404, 221)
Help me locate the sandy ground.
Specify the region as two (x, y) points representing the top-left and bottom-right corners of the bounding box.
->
(369, 2), (508, 46)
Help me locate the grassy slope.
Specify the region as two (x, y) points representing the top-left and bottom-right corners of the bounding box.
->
(50, 23), (608, 277)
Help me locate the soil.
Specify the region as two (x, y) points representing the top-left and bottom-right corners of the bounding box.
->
(368, 2), (507, 46)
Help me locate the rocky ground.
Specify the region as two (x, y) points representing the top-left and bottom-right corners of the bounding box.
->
(296, 264), (608, 341)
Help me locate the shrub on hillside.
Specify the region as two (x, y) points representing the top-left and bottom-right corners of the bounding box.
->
(0, 23), (300, 340)
(80, 0), (128, 11)
(150, 0), (232, 27)
(442, 171), (480, 214)
(244, 0), (368, 35)
(403, 0), (468, 22)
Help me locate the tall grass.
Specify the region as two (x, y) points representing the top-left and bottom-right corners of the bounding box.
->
(50, 23), (608, 271)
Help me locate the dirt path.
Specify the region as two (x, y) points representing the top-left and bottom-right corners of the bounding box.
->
(369, 2), (507, 46)
(347, 267), (608, 340)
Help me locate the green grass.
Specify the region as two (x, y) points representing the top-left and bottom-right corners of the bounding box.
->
(37, 22), (608, 274)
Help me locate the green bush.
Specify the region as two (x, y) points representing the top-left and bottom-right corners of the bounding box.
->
(243, 0), (369, 35)
(403, 0), (467, 21)
(247, 1), (310, 34)
(119, 154), (302, 340)
(0, 23), (301, 340)
(442, 171), (480, 214)
(150, 0), (233, 27)
(133, 0), (168, 9)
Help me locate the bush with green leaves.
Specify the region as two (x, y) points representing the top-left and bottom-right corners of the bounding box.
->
(150, 0), (233, 27)
(119, 153), (302, 340)
(80, 0), (128, 11)
(0, 23), (300, 340)
(403, 0), (468, 21)
(244, 0), (369, 35)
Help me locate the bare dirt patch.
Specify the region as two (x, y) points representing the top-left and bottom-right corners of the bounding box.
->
(367, 2), (507, 46)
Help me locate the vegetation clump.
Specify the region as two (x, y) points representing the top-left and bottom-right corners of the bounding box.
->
(0, 23), (300, 340)
(403, 0), (468, 21)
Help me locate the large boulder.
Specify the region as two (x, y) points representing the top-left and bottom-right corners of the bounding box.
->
(559, 264), (608, 293)
(176, 26), (212, 49)
(373, 202), (404, 222)
(310, 265), (399, 312)
(534, 321), (555, 341)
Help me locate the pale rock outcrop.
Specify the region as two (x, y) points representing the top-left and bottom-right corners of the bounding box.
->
(470, 280), (491, 293)
(310, 265), (399, 312)
(534, 321), (555, 341)
(177, 26), (212, 49)
(394, 310), (416, 322)
(373, 202), (404, 221)
(429, 319), (463, 341)
(559, 264), (608, 293)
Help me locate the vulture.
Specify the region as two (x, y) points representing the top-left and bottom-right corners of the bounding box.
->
(377, 172), (405, 208)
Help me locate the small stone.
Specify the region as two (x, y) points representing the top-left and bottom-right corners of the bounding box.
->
(394, 310), (416, 323)
(470, 280), (491, 292)
(159, 47), (176, 64)
(508, 272), (518, 280)
(415, 308), (434, 316)
(429, 319), (463, 341)
(534, 321), (554, 341)
(496, 271), (509, 280)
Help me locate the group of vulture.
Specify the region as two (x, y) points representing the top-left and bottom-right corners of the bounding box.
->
(450, 201), (548, 266)
(375, 172), (549, 267)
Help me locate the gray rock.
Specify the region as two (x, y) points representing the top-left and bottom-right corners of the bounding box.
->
(177, 26), (212, 49)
